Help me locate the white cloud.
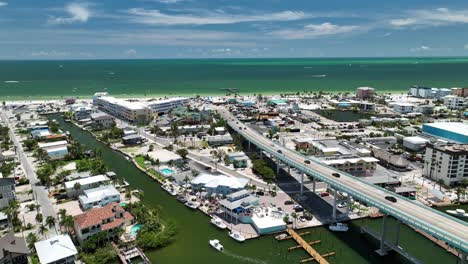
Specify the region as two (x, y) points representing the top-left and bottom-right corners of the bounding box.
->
(49, 3), (91, 25)
(31, 50), (70, 57)
(410, 45), (431, 52)
(124, 49), (137, 55)
(0, 2), (7, 7)
(155, 0), (184, 3)
(464, 44), (468, 50)
(126, 8), (308, 25)
(390, 8), (468, 28)
(270, 22), (360, 39)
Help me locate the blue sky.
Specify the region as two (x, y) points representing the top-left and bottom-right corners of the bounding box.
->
(1, 0), (468, 59)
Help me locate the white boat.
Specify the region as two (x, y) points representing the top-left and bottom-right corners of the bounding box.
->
(209, 239), (224, 251)
(229, 231), (245, 242)
(185, 201), (200, 210)
(329, 222), (348, 232)
(275, 234), (288, 240)
(446, 209), (468, 218)
(210, 216), (227, 229)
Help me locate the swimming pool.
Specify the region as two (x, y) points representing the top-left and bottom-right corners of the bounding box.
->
(130, 224), (143, 237)
(160, 168), (175, 176)
(120, 202), (127, 207)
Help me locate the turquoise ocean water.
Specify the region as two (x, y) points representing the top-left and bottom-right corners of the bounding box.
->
(1, 57), (468, 99)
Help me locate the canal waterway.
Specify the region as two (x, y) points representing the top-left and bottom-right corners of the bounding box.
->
(51, 114), (459, 264)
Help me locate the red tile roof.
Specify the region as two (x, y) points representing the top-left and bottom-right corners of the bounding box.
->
(74, 202), (133, 229)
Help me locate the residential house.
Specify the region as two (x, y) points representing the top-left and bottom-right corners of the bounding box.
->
(227, 152), (249, 168)
(0, 179), (15, 210)
(46, 146), (68, 160)
(79, 185), (121, 210)
(73, 202), (134, 243)
(122, 135), (143, 145)
(64, 175), (110, 198)
(34, 235), (77, 264)
(90, 112), (115, 130)
(0, 233), (28, 264)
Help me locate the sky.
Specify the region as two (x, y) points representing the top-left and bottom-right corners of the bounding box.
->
(2, 0), (468, 59)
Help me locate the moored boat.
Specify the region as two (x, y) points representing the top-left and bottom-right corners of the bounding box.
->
(329, 222), (348, 232)
(446, 209), (468, 218)
(209, 239), (224, 251)
(229, 231), (245, 242)
(210, 216), (227, 229)
(275, 233), (288, 240)
(177, 195), (187, 203)
(185, 201), (200, 210)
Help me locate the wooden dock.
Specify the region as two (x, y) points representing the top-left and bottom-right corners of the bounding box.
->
(286, 228), (335, 264)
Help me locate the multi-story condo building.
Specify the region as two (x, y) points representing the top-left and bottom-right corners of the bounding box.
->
(73, 202), (134, 243)
(451, 87), (468, 97)
(321, 156), (379, 176)
(147, 97), (189, 116)
(93, 93), (151, 125)
(0, 179), (16, 209)
(423, 143), (468, 186)
(355, 87), (375, 99)
(392, 102), (415, 114)
(443, 95), (466, 109)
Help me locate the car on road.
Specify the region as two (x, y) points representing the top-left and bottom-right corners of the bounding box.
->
(304, 160), (311, 164)
(332, 172), (341, 178)
(320, 192), (330, 197)
(337, 202), (347, 208)
(256, 191), (265, 196)
(303, 213), (313, 221)
(293, 205), (304, 212)
(385, 196), (397, 203)
(284, 200), (294, 205)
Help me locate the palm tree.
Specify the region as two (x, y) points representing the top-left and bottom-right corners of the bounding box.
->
(170, 121), (179, 143)
(60, 215), (74, 234)
(291, 212), (298, 229)
(39, 223), (48, 238)
(35, 213), (43, 224)
(45, 216), (57, 233)
(26, 233), (39, 252)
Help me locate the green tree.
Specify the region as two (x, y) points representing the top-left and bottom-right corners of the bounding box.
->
(45, 216), (57, 233)
(26, 233), (39, 251)
(176, 148), (188, 160)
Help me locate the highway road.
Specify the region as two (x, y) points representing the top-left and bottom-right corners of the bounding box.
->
(216, 106), (468, 253)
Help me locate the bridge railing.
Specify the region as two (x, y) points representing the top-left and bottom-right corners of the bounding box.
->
(228, 121), (468, 252)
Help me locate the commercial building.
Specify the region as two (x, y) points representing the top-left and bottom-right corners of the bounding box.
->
(147, 97), (189, 116)
(65, 175), (110, 198)
(392, 102), (414, 114)
(443, 95), (466, 109)
(452, 87), (468, 97)
(190, 174), (249, 195)
(227, 152), (249, 168)
(372, 148), (409, 171)
(0, 233), (28, 264)
(73, 202), (134, 243)
(422, 122), (468, 143)
(78, 185), (121, 210)
(356, 87), (375, 98)
(423, 143), (468, 186)
(206, 135), (233, 146)
(0, 179), (15, 209)
(93, 93), (152, 125)
(410, 86), (452, 99)
(34, 235), (77, 264)
(403, 136), (430, 151)
(320, 157), (379, 176)
(219, 190), (259, 224)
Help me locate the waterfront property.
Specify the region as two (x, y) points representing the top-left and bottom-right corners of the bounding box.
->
(0, 233), (28, 264)
(356, 87), (375, 98)
(147, 149), (183, 165)
(38, 140), (68, 151)
(93, 93), (152, 125)
(190, 174), (249, 195)
(90, 112), (115, 130)
(34, 235), (77, 264)
(78, 184), (121, 210)
(64, 175), (110, 198)
(422, 122), (468, 143)
(45, 146), (68, 160)
(73, 202), (134, 243)
(423, 142), (468, 186)
(218, 190), (258, 223)
(0, 178), (15, 209)
(146, 97), (189, 116)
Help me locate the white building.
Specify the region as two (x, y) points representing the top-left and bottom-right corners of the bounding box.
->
(443, 95), (466, 110)
(0, 179), (15, 209)
(403, 136), (429, 151)
(38, 140), (68, 151)
(423, 143), (468, 186)
(147, 97), (189, 116)
(191, 174), (249, 195)
(321, 157), (379, 176)
(90, 112), (115, 129)
(65, 175), (110, 198)
(34, 235), (78, 264)
(78, 185), (120, 210)
(147, 149), (183, 164)
(93, 93), (152, 124)
(392, 102), (414, 114)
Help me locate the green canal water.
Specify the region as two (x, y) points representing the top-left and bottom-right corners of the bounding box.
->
(51, 114), (459, 264)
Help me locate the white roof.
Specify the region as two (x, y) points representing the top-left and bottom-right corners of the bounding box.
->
(46, 146), (68, 153)
(147, 97), (188, 106)
(35, 235), (77, 264)
(38, 140), (68, 149)
(191, 174), (249, 189)
(403, 136), (429, 144)
(322, 157), (379, 165)
(65, 175), (109, 189)
(79, 185), (119, 204)
(393, 102), (414, 107)
(147, 149), (182, 163)
(424, 122), (468, 137)
(99, 96), (148, 110)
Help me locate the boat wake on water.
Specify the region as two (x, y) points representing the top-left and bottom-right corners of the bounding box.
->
(222, 250), (268, 264)
(4, 81), (19, 83)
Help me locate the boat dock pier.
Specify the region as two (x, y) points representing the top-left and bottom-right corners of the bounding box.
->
(112, 243), (151, 264)
(280, 228), (336, 263)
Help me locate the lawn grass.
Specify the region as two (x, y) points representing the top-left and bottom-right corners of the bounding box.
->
(135, 155), (147, 169)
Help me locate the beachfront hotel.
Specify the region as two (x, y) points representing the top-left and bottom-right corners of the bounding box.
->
(93, 92), (188, 124)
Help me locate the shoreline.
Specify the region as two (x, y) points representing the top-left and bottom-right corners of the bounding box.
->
(0, 90), (409, 102)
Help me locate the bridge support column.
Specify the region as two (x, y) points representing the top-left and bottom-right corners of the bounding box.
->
(259, 150), (262, 158)
(276, 160), (280, 175)
(288, 164), (290, 174)
(346, 195), (351, 214)
(394, 219), (401, 245)
(461, 251), (467, 264)
(376, 214), (389, 256)
(312, 177), (316, 193)
(332, 190), (337, 221)
(248, 141), (251, 150)
(300, 173), (304, 195)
